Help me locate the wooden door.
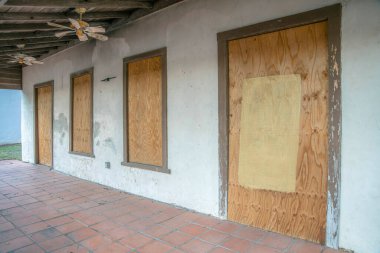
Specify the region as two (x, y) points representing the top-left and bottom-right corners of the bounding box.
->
(36, 84), (53, 166)
(71, 72), (92, 155)
(228, 21), (328, 243)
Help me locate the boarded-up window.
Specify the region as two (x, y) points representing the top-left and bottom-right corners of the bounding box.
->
(70, 68), (93, 156)
(123, 48), (168, 173)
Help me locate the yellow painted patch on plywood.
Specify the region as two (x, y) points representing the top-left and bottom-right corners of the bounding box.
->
(238, 74), (301, 192)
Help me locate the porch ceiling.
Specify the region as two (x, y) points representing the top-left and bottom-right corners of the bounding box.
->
(0, 0), (184, 90)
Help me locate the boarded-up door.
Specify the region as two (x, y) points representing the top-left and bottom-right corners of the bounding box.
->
(228, 22), (328, 243)
(71, 72), (93, 155)
(36, 84), (53, 167)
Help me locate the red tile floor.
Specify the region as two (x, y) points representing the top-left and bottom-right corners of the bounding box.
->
(0, 160), (344, 253)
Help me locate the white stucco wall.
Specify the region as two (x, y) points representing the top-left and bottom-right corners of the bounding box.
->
(21, 0), (380, 252)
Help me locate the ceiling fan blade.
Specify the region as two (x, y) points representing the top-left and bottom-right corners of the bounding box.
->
(47, 22), (74, 30)
(7, 60), (18, 63)
(84, 26), (105, 33)
(68, 18), (81, 29)
(24, 56), (36, 61)
(31, 60), (44, 65)
(76, 32), (88, 41)
(55, 30), (75, 38)
(86, 32), (108, 41)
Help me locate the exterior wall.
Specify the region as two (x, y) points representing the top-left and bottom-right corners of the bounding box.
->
(21, 0), (380, 252)
(0, 89), (21, 145)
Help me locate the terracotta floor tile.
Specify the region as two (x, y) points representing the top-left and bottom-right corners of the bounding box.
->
(68, 227), (98, 242)
(209, 247), (234, 253)
(179, 223), (209, 236)
(105, 226), (135, 240)
(91, 220), (119, 233)
(0, 161), (341, 253)
(119, 233), (153, 248)
(13, 244), (45, 253)
(197, 229), (229, 244)
(96, 242), (130, 253)
(12, 215), (42, 227)
(46, 215), (74, 227)
(0, 221), (15, 232)
(0, 236), (34, 252)
(248, 244), (281, 253)
(289, 241), (324, 253)
(56, 221), (85, 234)
(20, 221), (51, 234)
(233, 227), (267, 241)
(39, 235), (74, 251)
(144, 224), (174, 238)
(222, 236), (252, 252)
(192, 215), (221, 227)
(161, 230), (193, 246)
(0, 228), (24, 243)
(213, 222), (241, 234)
(259, 233), (293, 250)
(181, 238), (215, 253)
(80, 234), (112, 251)
(52, 243), (90, 253)
(30, 227), (62, 242)
(138, 240), (173, 253)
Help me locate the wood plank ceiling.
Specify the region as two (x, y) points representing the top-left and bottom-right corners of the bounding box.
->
(0, 0), (183, 89)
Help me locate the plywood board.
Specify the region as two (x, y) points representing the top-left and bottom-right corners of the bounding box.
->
(228, 21), (329, 243)
(37, 85), (52, 166)
(128, 56), (163, 166)
(238, 74), (301, 192)
(72, 73), (92, 154)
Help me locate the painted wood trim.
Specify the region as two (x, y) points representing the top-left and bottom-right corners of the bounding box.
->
(122, 47), (169, 174)
(69, 67), (95, 158)
(217, 4), (341, 248)
(34, 80), (54, 168)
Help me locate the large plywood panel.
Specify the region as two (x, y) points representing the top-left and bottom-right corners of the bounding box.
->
(128, 56), (163, 166)
(72, 73), (92, 154)
(37, 85), (52, 166)
(239, 74), (301, 192)
(228, 22), (328, 243)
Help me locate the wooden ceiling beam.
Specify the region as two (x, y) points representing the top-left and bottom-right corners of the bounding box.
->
(0, 47), (54, 56)
(0, 21), (109, 32)
(0, 36), (76, 47)
(107, 0), (184, 32)
(0, 42), (68, 52)
(0, 83), (22, 90)
(0, 68), (22, 75)
(0, 31), (62, 40)
(3, 0), (152, 9)
(0, 11), (130, 21)
(0, 72), (21, 80)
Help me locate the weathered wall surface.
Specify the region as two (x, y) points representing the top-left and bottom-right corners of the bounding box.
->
(0, 89), (21, 145)
(21, 0), (380, 252)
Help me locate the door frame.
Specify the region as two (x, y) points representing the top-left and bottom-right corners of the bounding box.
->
(217, 4), (342, 248)
(34, 80), (54, 168)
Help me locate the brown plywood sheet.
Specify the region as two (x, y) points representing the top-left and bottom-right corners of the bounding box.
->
(72, 73), (92, 154)
(238, 74), (301, 192)
(228, 21), (329, 243)
(128, 56), (163, 166)
(37, 85), (52, 166)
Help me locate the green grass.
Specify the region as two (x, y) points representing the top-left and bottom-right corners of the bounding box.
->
(0, 143), (22, 160)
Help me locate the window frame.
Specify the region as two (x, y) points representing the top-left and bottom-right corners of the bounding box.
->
(122, 48), (169, 174)
(69, 67), (95, 158)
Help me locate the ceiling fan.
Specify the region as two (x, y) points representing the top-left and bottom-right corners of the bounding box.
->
(7, 53), (44, 66)
(6, 45), (44, 66)
(47, 8), (108, 42)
